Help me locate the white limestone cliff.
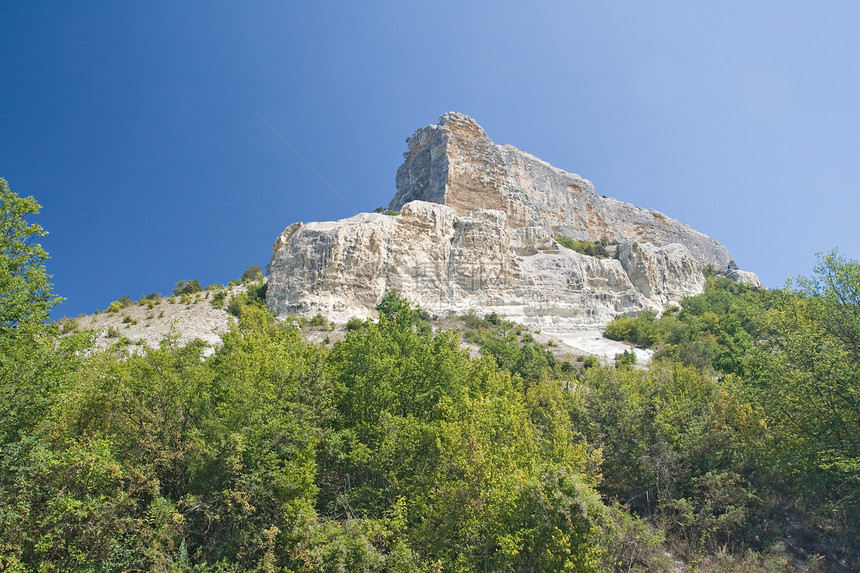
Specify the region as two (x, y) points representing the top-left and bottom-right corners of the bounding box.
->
(267, 112), (761, 337)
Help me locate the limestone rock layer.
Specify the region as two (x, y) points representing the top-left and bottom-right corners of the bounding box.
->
(268, 112), (761, 332)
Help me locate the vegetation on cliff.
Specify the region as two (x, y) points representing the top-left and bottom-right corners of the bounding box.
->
(1, 182), (857, 571)
(554, 236), (618, 259)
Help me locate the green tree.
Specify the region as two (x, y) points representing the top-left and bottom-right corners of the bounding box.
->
(0, 181), (91, 445)
(172, 279), (202, 296)
(745, 252), (860, 519)
(0, 179), (62, 332)
(577, 361), (757, 555)
(241, 263), (265, 282)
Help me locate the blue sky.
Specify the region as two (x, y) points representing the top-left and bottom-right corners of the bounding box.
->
(2, 2), (858, 319)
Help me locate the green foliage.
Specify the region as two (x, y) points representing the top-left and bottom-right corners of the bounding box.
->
(138, 291), (161, 305)
(57, 317), (79, 333)
(308, 313), (328, 328)
(324, 303), (603, 571)
(603, 277), (768, 374)
(2, 200), (857, 571)
(373, 207), (399, 216)
(241, 264), (264, 282)
(173, 279), (203, 296)
(576, 362), (759, 557)
(210, 289), (227, 309)
(226, 282), (268, 317)
(604, 309), (659, 347)
(0, 179), (62, 332)
(597, 504), (673, 572)
(555, 236), (617, 258)
(376, 291), (419, 324)
(740, 251), (860, 561)
(614, 349), (637, 368)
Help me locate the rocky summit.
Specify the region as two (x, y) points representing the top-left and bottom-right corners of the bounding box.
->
(267, 112), (761, 339)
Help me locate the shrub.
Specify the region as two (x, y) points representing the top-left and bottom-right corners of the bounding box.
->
(138, 292), (160, 305)
(106, 300), (124, 313)
(308, 314), (328, 328)
(211, 290), (227, 309)
(241, 264), (264, 282)
(555, 236), (618, 258)
(58, 318), (79, 333)
(226, 283), (268, 318)
(345, 317), (365, 331)
(173, 279), (203, 296)
(614, 349), (637, 368)
(604, 309), (659, 347)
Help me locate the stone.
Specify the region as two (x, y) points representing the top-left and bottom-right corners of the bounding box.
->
(267, 112), (761, 337)
(725, 269), (765, 289)
(392, 112), (737, 271)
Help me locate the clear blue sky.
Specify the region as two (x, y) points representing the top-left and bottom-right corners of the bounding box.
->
(2, 2), (858, 319)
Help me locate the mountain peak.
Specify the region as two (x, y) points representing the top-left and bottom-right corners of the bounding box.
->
(267, 113), (762, 340)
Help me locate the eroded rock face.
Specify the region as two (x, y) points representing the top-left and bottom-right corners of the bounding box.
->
(392, 112), (736, 271)
(268, 112), (760, 333)
(269, 201), (709, 331)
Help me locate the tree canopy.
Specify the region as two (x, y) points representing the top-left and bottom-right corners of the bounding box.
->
(1, 183), (858, 570)
(0, 178), (62, 333)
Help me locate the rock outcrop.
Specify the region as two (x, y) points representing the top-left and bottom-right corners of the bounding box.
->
(267, 112), (760, 334)
(391, 112), (736, 271)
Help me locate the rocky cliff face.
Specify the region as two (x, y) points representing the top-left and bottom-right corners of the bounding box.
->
(391, 112), (737, 271)
(267, 112), (761, 335)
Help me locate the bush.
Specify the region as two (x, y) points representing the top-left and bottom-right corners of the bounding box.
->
(614, 349), (637, 368)
(58, 318), (79, 333)
(241, 264), (264, 282)
(308, 314), (328, 328)
(106, 300), (124, 313)
(226, 283), (268, 318)
(345, 317), (365, 331)
(555, 236), (617, 258)
(604, 309), (659, 347)
(173, 280), (202, 296)
(138, 292), (160, 305)
(211, 290), (227, 309)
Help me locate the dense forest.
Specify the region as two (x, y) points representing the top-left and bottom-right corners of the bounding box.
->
(1, 179), (858, 572)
